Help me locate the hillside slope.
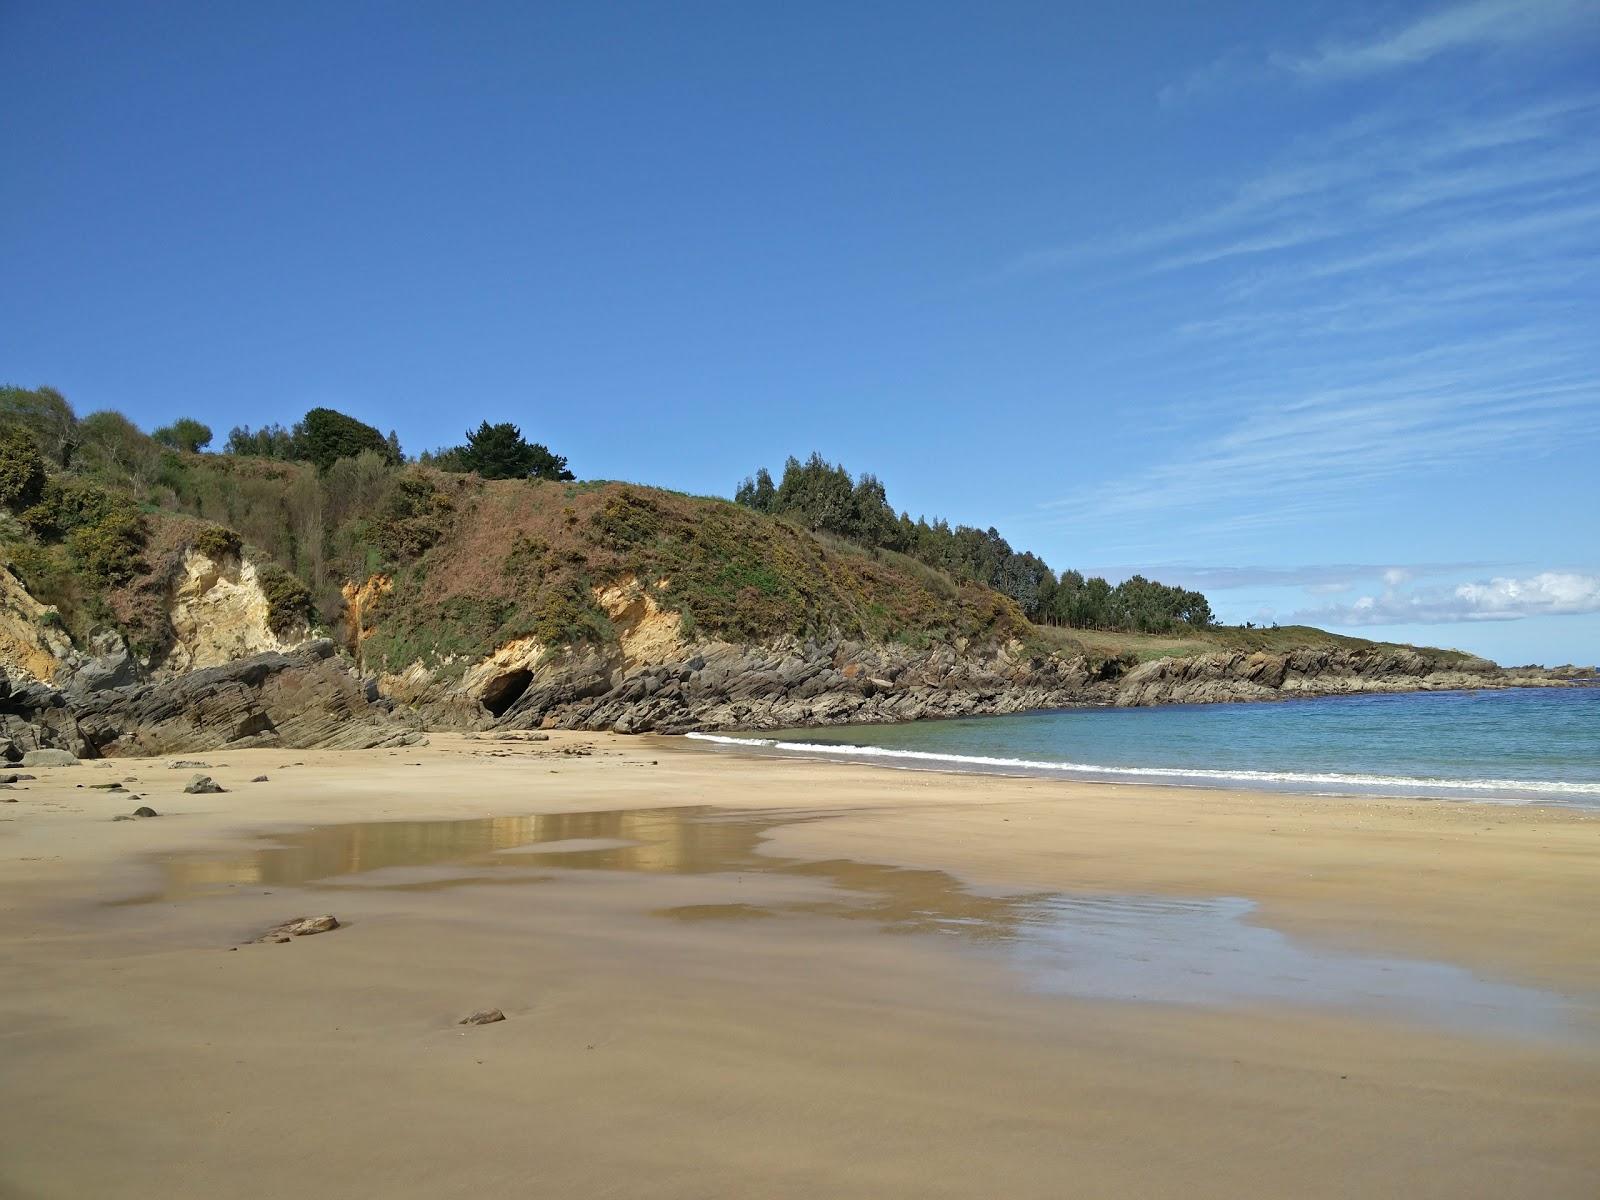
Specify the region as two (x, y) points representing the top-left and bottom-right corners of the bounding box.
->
(0, 439), (1581, 757)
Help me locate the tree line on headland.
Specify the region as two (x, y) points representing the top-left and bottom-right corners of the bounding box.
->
(737, 454), (1212, 634)
(1, 384), (1213, 639)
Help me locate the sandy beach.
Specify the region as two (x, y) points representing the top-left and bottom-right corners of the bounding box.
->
(3, 731), (1598, 1198)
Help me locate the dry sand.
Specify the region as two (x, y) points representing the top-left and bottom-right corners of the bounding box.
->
(2, 731), (1598, 1198)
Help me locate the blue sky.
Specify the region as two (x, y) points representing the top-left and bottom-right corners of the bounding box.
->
(3, 1), (1597, 665)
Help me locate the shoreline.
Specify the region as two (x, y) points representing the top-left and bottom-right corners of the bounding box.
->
(680, 684), (1600, 807)
(4, 731), (1598, 1198)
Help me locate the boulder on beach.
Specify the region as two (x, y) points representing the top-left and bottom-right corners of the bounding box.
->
(21, 749), (79, 767)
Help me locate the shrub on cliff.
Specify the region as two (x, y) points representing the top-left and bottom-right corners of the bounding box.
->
(65, 505), (147, 586)
(0, 426), (48, 510)
(257, 564), (314, 636)
(192, 525), (242, 561)
(372, 471), (454, 561)
(0, 385), (78, 466)
(75, 411), (165, 492)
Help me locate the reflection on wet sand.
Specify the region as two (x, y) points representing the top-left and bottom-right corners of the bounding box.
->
(129, 805), (1582, 1037)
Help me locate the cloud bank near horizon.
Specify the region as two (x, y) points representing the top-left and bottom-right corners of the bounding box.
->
(1291, 571), (1600, 626)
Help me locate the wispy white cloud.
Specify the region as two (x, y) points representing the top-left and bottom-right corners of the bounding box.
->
(1285, 0), (1598, 80)
(1016, 82), (1600, 544)
(1293, 572), (1600, 625)
(1041, 350), (1599, 529)
(1158, 1), (1600, 103)
(1013, 95), (1600, 277)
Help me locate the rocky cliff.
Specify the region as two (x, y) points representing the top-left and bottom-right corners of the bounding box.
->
(0, 530), (1584, 760)
(357, 625), (1576, 738)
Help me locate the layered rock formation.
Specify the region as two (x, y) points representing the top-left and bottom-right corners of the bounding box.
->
(2, 640), (420, 760)
(400, 635), (1578, 735)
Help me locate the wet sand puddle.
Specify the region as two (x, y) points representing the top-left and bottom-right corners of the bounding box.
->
(129, 805), (1580, 1038)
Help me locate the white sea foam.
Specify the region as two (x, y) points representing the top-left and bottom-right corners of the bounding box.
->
(683, 732), (1600, 799)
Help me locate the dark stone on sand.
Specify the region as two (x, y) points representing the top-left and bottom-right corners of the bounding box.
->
(184, 774), (225, 794)
(133, 806), (159, 818)
(459, 1009), (506, 1025)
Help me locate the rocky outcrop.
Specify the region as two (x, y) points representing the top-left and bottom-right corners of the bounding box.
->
(372, 631), (1583, 737)
(1110, 647), (1527, 707)
(69, 640), (423, 756)
(416, 635), (1099, 734)
(0, 672), (95, 760)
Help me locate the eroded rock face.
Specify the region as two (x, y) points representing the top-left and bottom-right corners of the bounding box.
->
(0, 565), (76, 684)
(595, 578), (685, 669)
(165, 549), (309, 672)
(340, 574), (391, 659)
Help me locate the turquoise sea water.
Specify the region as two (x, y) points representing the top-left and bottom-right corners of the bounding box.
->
(689, 686), (1600, 806)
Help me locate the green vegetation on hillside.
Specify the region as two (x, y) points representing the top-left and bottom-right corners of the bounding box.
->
(0, 388), (1029, 671)
(737, 453), (1212, 633)
(0, 386), (1470, 678)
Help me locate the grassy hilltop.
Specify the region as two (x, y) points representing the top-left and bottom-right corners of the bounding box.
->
(0, 387), (1470, 677)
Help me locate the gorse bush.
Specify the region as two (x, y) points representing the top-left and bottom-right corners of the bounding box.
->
(257, 564), (314, 636)
(0, 425), (47, 510)
(372, 471), (454, 561)
(192, 524), (243, 561)
(65, 505), (146, 586)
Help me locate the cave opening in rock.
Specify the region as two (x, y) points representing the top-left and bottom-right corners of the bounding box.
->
(481, 669), (533, 718)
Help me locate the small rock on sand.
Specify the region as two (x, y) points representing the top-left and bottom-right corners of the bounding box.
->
(459, 1009), (506, 1025)
(169, 760), (212, 769)
(184, 775), (225, 794)
(133, 806), (159, 818)
(251, 915), (340, 943)
(250, 775), (269, 782)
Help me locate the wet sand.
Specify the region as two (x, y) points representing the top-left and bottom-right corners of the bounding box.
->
(2, 731), (1598, 1198)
